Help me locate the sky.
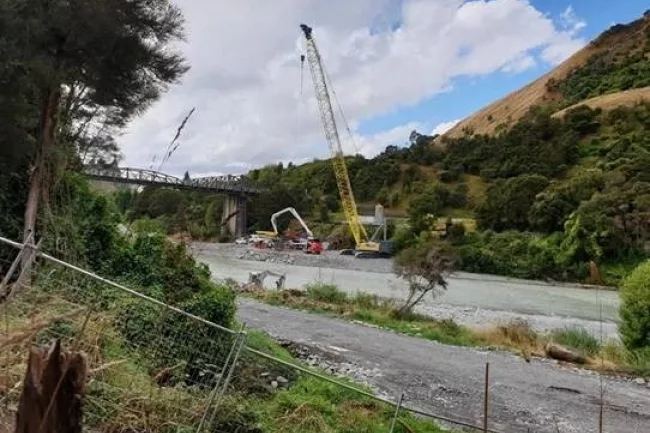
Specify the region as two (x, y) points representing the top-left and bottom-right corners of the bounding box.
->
(118, 0), (649, 178)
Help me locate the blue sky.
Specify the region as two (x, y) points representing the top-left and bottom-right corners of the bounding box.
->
(357, 0), (650, 138)
(121, 0), (650, 176)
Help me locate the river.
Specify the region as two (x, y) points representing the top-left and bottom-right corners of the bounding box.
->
(191, 243), (620, 337)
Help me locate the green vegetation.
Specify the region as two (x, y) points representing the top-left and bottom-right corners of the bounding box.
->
(553, 49), (650, 106)
(620, 260), (650, 350)
(551, 327), (601, 357)
(254, 283), (480, 347)
(306, 283), (350, 304)
(115, 187), (227, 240)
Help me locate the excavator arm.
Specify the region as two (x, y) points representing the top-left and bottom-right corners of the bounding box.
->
(270, 207), (314, 238)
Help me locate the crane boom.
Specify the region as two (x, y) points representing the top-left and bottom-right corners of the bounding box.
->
(300, 24), (369, 248)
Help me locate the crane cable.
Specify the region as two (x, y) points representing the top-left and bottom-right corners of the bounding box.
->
(299, 46), (360, 155)
(323, 64), (362, 155)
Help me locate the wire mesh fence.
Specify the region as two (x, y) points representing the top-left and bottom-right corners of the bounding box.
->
(0, 235), (514, 433)
(0, 239), (246, 432)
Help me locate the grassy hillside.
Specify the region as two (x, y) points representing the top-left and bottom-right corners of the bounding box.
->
(443, 13), (650, 139)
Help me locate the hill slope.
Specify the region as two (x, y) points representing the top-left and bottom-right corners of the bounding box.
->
(444, 13), (650, 138)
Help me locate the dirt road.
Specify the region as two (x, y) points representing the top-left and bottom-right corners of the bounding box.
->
(237, 298), (650, 433)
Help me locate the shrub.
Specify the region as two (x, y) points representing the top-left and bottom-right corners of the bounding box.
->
(116, 284), (236, 386)
(393, 242), (459, 317)
(306, 283), (348, 304)
(620, 260), (650, 350)
(131, 217), (166, 235)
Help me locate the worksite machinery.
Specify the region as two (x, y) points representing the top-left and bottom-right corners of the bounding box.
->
(300, 24), (392, 258)
(257, 207), (323, 254)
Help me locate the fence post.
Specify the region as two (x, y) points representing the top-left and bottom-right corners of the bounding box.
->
(389, 392), (405, 433)
(484, 362), (490, 433)
(208, 324), (248, 426)
(0, 233), (33, 298)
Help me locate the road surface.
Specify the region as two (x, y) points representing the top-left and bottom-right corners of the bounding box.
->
(237, 298), (650, 433)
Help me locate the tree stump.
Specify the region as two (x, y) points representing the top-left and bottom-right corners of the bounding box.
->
(545, 343), (587, 364)
(15, 340), (86, 433)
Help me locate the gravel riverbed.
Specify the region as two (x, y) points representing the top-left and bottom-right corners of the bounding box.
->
(192, 242), (621, 339)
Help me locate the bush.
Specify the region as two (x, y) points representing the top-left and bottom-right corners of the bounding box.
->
(458, 231), (571, 280)
(620, 260), (650, 350)
(131, 217), (166, 235)
(306, 283), (348, 304)
(116, 284), (236, 386)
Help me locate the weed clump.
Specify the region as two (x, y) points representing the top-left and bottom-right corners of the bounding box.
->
(552, 327), (600, 357)
(306, 283), (348, 304)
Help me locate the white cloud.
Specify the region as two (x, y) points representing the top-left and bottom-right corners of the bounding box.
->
(560, 6), (587, 33)
(431, 119), (461, 136)
(119, 0), (587, 176)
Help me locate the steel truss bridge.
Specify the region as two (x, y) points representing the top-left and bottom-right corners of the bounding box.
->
(83, 166), (261, 196)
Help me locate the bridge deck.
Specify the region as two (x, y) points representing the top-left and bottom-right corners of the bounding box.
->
(83, 166), (261, 195)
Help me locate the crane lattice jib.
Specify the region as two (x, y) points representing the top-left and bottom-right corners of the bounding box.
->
(300, 24), (368, 246)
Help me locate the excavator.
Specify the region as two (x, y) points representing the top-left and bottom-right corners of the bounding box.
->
(300, 24), (392, 258)
(256, 207), (323, 254)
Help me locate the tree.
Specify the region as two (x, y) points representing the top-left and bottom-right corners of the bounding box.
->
(619, 260), (650, 350)
(392, 242), (459, 318)
(478, 174), (549, 231)
(407, 182), (450, 233)
(1, 0), (188, 253)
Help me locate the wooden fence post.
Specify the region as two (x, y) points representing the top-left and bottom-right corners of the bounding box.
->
(14, 340), (86, 433)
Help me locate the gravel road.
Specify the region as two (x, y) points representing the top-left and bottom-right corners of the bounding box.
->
(237, 298), (650, 433)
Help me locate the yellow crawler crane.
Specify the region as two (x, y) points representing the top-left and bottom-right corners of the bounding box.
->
(300, 24), (392, 258)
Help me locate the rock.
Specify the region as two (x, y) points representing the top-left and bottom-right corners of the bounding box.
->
(633, 378), (646, 385)
(260, 372), (270, 378)
(271, 380), (278, 389)
(545, 343), (586, 364)
(276, 376), (289, 385)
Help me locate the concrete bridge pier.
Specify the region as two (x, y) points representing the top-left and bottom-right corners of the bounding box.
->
(221, 194), (247, 238)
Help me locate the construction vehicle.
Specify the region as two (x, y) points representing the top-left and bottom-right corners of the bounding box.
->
(257, 207), (323, 254)
(300, 24), (392, 258)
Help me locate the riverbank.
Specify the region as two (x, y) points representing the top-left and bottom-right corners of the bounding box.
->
(190, 242), (621, 338)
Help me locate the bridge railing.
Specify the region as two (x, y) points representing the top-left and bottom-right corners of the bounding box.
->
(82, 166), (262, 195)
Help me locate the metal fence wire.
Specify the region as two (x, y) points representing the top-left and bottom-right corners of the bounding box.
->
(0, 235), (503, 433)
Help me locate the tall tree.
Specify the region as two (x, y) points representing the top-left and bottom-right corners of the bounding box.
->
(1, 0), (189, 252)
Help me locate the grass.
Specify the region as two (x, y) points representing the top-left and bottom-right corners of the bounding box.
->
(245, 376), (448, 433)
(255, 284), (481, 347)
(251, 284), (650, 378)
(3, 279), (451, 433)
(551, 327), (601, 357)
(306, 283), (349, 303)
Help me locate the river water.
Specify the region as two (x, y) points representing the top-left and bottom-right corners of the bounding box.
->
(192, 243), (620, 327)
